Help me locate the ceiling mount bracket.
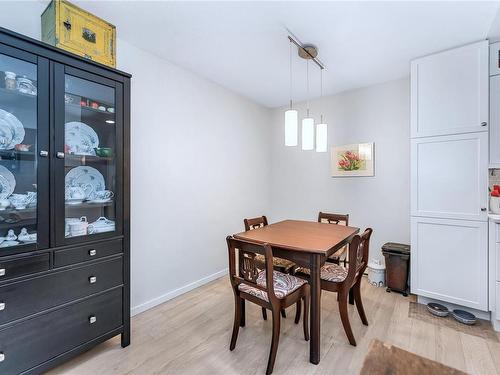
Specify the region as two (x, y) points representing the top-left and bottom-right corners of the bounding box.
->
(287, 35), (324, 70)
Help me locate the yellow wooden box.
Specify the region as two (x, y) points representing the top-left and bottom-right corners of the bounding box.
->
(41, 0), (116, 67)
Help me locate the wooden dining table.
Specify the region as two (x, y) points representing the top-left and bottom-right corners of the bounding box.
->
(234, 219), (360, 365)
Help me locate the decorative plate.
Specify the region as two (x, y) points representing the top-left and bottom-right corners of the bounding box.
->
(452, 309), (477, 325)
(0, 166), (15, 198)
(0, 109), (24, 149)
(426, 303), (449, 317)
(0, 121), (13, 150)
(65, 122), (99, 156)
(65, 166), (105, 200)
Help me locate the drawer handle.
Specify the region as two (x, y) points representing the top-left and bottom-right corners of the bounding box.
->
(481, 207), (487, 212)
(0, 269), (4, 277)
(0, 302), (4, 311)
(89, 315), (97, 324)
(89, 276), (97, 284)
(0, 352), (4, 362)
(481, 121), (488, 126)
(89, 249), (97, 257)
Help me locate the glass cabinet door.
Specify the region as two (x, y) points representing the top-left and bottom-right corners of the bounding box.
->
(0, 48), (49, 254)
(55, 66), (122, 244)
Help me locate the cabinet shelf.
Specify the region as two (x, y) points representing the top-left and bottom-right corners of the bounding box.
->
(0, 87), (37, 101)
(65, 201), (114, 209)
(64, 154), (114, 166)
(0, 149), (36, 161)
(65, 102), (114, 117)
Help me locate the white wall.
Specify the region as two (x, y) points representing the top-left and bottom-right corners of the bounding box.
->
(269, 78), (410, 261)
(0, 2), (271, 314)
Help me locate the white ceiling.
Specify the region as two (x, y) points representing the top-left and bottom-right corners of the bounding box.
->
(10, 1), (500, 107)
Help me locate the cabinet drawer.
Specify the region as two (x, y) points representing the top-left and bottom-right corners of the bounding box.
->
(54, 239), (122, 267)
(0, 257), (122, 325)
(0, 253), (50, 282)
(0, 288), (122, 375)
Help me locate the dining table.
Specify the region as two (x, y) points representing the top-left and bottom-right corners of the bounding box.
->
(234, 219), (360, 365)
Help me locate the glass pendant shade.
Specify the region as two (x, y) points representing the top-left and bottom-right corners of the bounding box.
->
(315, 122), (327, 152)
(284, 109), (298, 146)
(302, 117), (315, 150)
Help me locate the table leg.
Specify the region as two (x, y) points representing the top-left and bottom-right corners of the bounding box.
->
(310, 254), (321, 364)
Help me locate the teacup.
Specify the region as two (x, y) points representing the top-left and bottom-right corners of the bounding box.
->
(65, 186), (85, 200)
(9, 194), (29, 209)
(91, 190), (114, 200)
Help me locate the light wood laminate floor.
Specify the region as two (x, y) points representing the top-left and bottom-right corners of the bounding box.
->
(47, 277), (500, 375)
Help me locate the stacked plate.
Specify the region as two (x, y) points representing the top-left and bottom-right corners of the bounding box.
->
(0, 165), (15, 199)
(65, 122), (99, 156)
(0, 109), (25, 150)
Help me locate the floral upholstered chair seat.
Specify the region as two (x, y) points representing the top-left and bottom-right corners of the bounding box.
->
(254, 254), (296, 273)
(238, 270), (307, 302)
(298, 263), (348, 283)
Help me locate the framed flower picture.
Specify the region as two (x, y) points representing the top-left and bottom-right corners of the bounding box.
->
(331, 143), (374, 177)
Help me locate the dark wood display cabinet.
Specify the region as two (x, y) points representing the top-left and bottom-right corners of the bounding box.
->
(0, 28), (130, 374)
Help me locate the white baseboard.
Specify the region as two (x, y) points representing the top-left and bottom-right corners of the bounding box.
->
(131, 268), (228, 316)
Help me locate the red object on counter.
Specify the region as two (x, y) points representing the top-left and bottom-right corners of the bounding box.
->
(492, 190), (500, 197)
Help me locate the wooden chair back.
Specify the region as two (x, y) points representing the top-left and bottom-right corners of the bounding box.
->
(226, 236), (278, 306)
(318, 212), (349, 226)
(346, 228), (373, 284)
(244, 216), (268, 231)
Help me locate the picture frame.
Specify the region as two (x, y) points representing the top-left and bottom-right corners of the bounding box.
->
(331, 143), (374, 177)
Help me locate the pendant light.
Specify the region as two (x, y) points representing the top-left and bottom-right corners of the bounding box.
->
(302, 59), (314, 150)
(284, 40), (298, 146)
(315, 69), (327, 152)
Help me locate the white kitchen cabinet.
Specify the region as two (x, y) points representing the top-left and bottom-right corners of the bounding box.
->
(490, 42), (500, 76)
(411, 217), (488, 311)
(411, 40), (488, 138)
(411, 132), (488, 221)
(490, 75), (500, 167)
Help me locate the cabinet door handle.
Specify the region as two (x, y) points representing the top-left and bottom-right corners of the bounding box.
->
(481, 122), (487, 126)
(0, 352), (4, 362)
(39, 150), (49, 157)
(481, 207), (487, 211)
(0, 302), (5, 311)
(89, 276), (97, 284)
(89, 315), (97, 324)
(89, 249), (97, 256)
(56, 152), (65, 159)
(0, 269), (4, 277)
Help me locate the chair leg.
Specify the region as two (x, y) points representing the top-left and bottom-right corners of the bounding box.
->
(349, 288), (354, 305)
(239, 298), (246, 327)
(281, 309), (286, 318)
(303, 295), (309, 341)
(338, 291), (356, 346)
(262, 307), (268, 321)
(230, 295), (242, 350)
(266, 309), (281, 375)
(353, 279), (368, 326)
(294, 299), (301, 324)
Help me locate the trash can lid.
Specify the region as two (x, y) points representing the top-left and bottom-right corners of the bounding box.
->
(381, 242), (410, 255)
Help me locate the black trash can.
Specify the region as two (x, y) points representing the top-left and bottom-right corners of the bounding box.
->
(382, 242), (410, 296)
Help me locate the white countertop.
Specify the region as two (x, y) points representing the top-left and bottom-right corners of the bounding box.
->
(489, 214), (500, 223)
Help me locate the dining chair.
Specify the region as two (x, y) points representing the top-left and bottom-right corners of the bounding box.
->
(244, 216), (297, 319)
(227, 236), (310, 375)
(298, 228), (373, 347)
(318, 212), (349, 266)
